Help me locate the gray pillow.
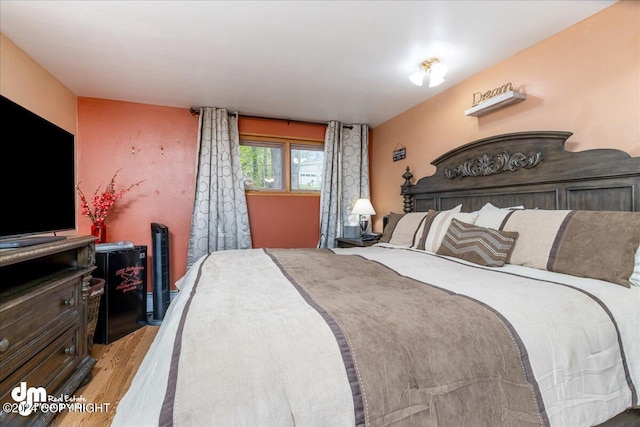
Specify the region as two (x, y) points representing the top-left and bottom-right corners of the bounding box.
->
(379, 212), (404, 243)
(437, 219), (519, 267)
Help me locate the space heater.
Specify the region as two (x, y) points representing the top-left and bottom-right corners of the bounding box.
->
(147, 223), (171, 325)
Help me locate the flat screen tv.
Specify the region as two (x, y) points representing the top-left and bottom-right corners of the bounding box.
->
(0, 95), (75, 247)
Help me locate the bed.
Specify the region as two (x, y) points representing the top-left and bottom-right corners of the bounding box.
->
(112, 131), (640, 427)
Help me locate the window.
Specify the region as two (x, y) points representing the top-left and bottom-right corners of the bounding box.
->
(239, 142), (284, 190)
(291, 145), (323, 191)
(240, 137), (324, 193)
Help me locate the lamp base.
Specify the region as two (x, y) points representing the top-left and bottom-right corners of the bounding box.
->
(359, 216), (369, 235)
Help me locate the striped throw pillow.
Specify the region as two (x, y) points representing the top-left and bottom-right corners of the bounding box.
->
(388, 212), (429, 247)
(545, 211), (640, 287)
(502, 209), (640, 287)
(437, 219), (519, 267)
(501, 209), (572, 269)
(418, 206), (478, 252)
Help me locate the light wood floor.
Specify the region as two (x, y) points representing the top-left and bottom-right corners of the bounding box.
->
(52, 326), (159, 427)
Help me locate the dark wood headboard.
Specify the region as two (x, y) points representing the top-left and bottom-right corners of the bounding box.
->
(400, 131), (640, 213)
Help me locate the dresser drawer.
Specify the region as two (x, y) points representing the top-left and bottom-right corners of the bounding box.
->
(0, 325), (81, 424)
(0, 275), (81, 382)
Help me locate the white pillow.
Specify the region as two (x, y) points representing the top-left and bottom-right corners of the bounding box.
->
(475, 202), (525, 212)
(474, 202), (524, 229)
(421, 205), (479, 252)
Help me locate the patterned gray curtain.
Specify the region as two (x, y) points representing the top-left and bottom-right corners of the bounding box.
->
(318, 121), (370, 248)
(187, 107), (252, 267)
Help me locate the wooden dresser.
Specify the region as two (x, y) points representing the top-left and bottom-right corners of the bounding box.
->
(0, 236), (97, 426)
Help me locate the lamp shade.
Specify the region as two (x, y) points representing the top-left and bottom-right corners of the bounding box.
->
(428, 62), (447, 87)
(409, 69), (426, 86)
(352, 198), (376, 216)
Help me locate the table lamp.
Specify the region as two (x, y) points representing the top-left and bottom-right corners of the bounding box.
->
(351, 198), (376, 236)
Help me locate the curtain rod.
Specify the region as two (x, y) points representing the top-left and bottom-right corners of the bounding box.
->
(189, 107), (352, 128)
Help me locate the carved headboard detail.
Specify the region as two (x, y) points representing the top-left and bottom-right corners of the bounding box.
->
(444, 150), (543, 179)
(401, 131), (640, 213)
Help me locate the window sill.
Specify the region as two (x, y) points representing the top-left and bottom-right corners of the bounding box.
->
(245, 191), (320, 197)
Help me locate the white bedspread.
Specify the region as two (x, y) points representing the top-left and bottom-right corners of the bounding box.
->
(112, 245), (639, 427)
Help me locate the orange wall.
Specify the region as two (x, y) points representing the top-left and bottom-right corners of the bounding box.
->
(246, 195), (320, 248)
(77, 98), (199, 291)
(370, 1), (640, 232)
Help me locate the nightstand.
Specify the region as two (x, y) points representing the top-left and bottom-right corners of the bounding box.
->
(336, 237), (380, 248)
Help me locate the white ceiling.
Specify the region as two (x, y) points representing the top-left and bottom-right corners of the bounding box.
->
(0, 1), (616, 127)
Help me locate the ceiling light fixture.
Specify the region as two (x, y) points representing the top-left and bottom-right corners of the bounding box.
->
(409, 58), (447, 88)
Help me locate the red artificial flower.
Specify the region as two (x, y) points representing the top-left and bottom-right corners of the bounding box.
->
(76, 170), (142, 224)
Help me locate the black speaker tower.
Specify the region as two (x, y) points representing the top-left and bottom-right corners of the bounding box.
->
(147, 223), (171, 325)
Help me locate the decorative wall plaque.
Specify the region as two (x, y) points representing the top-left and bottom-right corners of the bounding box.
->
(393, 146), (406, 162)
(472, 82), (515, 106)
(465, 82), (527, 117)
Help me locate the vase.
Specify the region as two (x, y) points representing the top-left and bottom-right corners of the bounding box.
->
(91, 222), (107, 243)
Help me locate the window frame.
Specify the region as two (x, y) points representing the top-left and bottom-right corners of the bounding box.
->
(238, 140), (286, 192)
(239, 134), (324, 196)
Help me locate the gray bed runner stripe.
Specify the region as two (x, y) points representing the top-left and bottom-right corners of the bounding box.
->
(159, 253), (211, 427)
(267, 248), (546, 426)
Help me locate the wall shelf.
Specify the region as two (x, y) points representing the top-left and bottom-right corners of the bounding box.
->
(465, 90), (527, 117)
